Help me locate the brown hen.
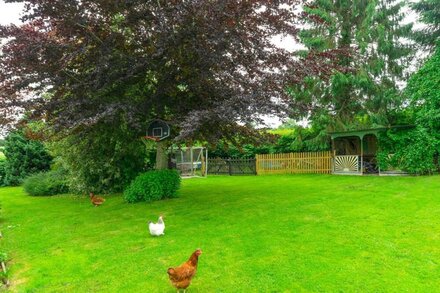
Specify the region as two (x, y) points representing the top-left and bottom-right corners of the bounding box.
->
(89, 192), (105, 207)
(167, 249), (202, 292)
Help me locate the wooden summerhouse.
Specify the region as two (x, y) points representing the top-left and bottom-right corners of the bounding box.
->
(329, 126), (412, 175)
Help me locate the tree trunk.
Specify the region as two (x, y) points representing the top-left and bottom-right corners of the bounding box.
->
(155, 140), (168, 170)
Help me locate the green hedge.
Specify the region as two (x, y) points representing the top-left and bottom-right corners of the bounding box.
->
(23, 169), (69, 196)
(123, 170), (181, 203)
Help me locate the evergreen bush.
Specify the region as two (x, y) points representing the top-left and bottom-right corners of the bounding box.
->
(3, 132), (52, 186)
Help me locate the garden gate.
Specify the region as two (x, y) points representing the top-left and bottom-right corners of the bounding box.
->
(208, 158), (257, 175)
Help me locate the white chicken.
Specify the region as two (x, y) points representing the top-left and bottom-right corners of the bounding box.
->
(148, 215), (165, 236)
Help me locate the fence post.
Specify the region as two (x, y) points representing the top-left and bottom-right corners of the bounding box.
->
(228, 158), (232, 176)
(255, 155), (259, 175)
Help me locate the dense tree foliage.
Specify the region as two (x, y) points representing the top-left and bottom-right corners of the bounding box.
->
(48, 116), (146, 194)
(288, 0), (413, 146)
(377, 46), (440, 174)
(0, 0), (343, 143)
(411, 0), (440, 50)
(209, 125), (330, 158)
(407, 46), (440, 138)
(2, 131), (52, 186)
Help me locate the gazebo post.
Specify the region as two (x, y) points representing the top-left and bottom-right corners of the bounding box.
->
(331, 138), (336, 173)
(360, 135), (364, 175)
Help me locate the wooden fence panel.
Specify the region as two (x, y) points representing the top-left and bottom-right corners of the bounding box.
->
(208, 158), (256, 175)
(256, 151), (332, 175)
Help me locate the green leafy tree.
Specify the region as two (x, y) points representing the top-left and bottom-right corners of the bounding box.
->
(377, 45), (440, 174)
(407, 44), (440, 156)
(49, 116), (147, 194)
(0, 1), (342, 146)
(3, 132), (52, 186)
(289, 0), (413, 141)
(411, 0), (440, 50)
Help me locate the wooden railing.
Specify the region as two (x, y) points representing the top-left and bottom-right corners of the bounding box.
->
(256, 151), (332, 175)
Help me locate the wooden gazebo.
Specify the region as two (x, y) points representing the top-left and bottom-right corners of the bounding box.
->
(329, 126), (412, 175)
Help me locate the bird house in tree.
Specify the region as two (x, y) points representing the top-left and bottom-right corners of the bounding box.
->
(146, 119), (170, 141)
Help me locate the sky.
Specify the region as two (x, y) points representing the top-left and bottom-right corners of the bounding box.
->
(0, 1), (24, 25)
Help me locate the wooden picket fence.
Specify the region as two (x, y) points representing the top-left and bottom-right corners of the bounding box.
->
(256, 151), (332, 175)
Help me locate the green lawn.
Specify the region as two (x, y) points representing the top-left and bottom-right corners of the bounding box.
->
(1, 175), (440, 292)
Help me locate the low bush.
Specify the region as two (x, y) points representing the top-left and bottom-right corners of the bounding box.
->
(23, 169), (69, 196)
(123, 169), (181, 203)
(159, 169), (181, 199)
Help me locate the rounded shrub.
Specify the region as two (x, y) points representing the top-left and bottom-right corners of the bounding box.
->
(23, 169), (69, 196)
(123, 170), (181, 203)
(159, 169), (181, 199)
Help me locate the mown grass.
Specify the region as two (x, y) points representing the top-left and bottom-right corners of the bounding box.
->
(1, 175), (440, 292)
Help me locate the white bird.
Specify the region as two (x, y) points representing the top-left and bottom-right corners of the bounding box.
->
(149, 215), (165, 236)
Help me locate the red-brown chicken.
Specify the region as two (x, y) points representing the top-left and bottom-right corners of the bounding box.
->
(167, 249), (202, 292)
(89, 192), (105, 207)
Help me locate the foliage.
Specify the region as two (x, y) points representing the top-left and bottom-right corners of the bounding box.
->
(407, 46), (440, 140)
(49, 118), (147, 194)
(23, 169), (69, 196)
(209, 126), (330, 158)
(158, 169), (181, 199)
(377, 47), (440, 174)
(411, 0), (440, 49)
(0, 160), (6, 187)
(0, 252), (6, 264)
(2, 175), (440, 291)
(209, 141), (270, 158)
(2, 131), (52, 186)
(377, 128), (438, 174)
(123, 169), (181, 203)
(288, 0), (414, 146)
(0, 0), (343, 145)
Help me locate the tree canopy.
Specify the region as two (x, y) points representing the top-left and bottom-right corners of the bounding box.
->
(376, 40), (440, 174)
(288, 0), (413, 136)
(0, 0), (344, 144)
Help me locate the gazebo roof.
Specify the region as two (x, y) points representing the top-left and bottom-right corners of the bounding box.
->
(329, 125), (414, 139)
